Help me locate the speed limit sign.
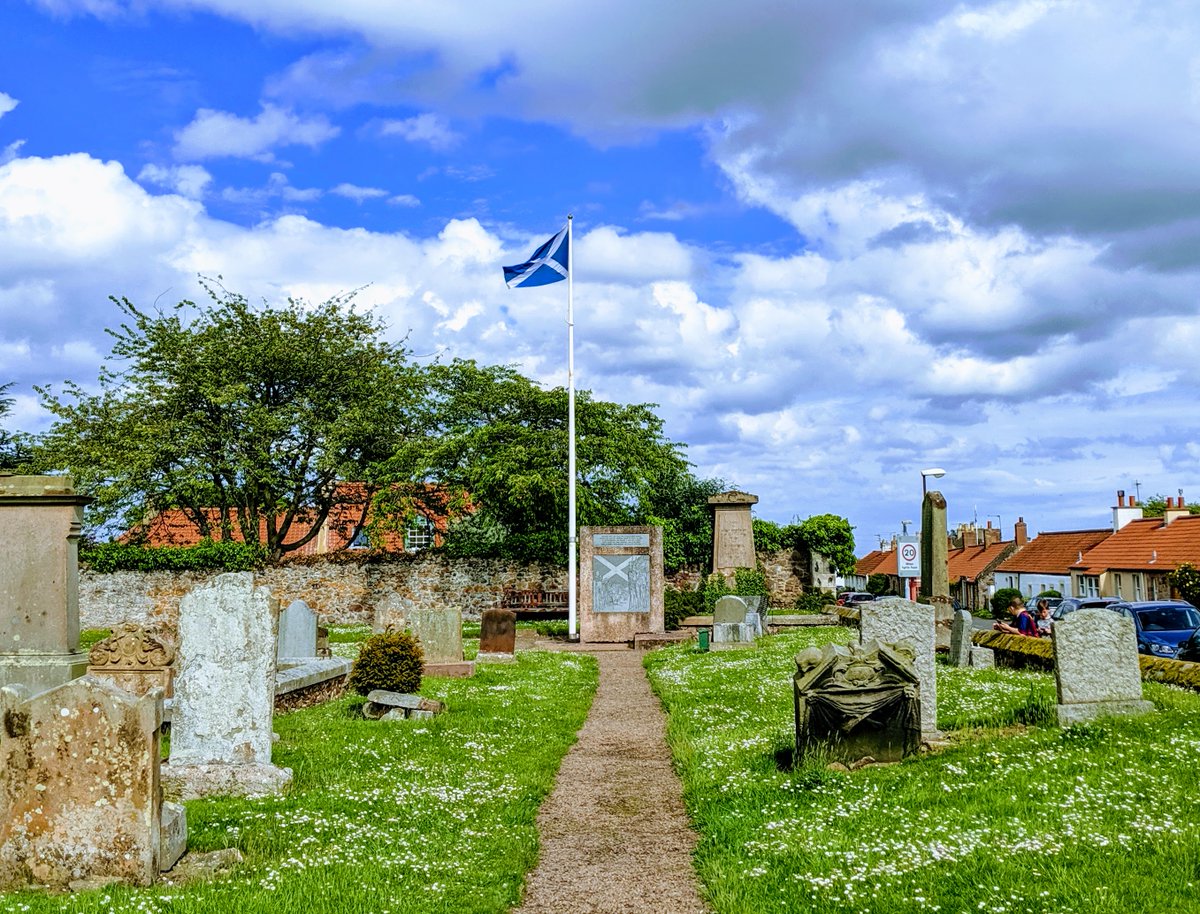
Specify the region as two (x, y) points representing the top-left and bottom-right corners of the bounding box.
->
(897, 537), (920, 577)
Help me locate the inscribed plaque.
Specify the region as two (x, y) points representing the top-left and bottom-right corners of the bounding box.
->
(593, 533), (651, 547)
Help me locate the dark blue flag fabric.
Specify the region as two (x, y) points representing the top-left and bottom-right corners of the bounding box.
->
(503, 224), (569, 288)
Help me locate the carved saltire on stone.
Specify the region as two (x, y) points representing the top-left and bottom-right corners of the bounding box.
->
(793, 640), (922, 764)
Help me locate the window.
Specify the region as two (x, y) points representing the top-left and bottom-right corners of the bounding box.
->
(348, 527), (370, 549)
(1133, 574), (1143, 600)
(1079, 575), (1099, 597)
(404, 514), (434, 552)
(1114, 573), (1123, 597)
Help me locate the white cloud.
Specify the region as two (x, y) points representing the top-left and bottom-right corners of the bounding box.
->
(173, 104), (339, 161)
(330, 183), (388, 203)
(0, 93), (16, 118)
(220, 172), (322, 206)
(388, 193), (421, 207)
(378, 113), (460, 151)
(137, 163), (213, 200)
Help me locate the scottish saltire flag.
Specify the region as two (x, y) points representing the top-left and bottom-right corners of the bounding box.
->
(503, 224), (569, 288)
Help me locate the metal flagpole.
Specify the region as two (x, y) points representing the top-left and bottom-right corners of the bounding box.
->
(567, 214), (577, 640)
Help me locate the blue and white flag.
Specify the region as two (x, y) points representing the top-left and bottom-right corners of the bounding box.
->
(503, 224), (569, 288)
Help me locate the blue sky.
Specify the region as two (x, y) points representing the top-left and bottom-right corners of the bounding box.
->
(3, 0), (1200, 554)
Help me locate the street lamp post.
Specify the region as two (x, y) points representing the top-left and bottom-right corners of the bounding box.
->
(921, 468), (946, 498)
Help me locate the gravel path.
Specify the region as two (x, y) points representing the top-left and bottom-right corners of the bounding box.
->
(515, 648), (710, 914)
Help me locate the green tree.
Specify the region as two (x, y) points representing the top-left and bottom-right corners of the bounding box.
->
(794, 514), (856, 576)
(1141, 494), (1200, 517)
(0, 383), (24, 471)
(381, 359), (696, 564)
(1167, 563), (1200, 607)
(866, 572), (893, 596)
(31, 283), (421, 557)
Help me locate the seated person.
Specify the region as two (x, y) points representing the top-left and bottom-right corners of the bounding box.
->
(993, 596), (1039, 637)
(1035, 599), (1053, 635)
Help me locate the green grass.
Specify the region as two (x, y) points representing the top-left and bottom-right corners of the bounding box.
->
(2, 650), (597, 913)
(79, 628), (112, 651)
(645, 628), (1200, 914)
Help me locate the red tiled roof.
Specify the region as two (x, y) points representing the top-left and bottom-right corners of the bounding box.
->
(125, 482), (458, 553)
(947, 541), (1012, 582)
(996, 529), (1112, 575)
(856, 549), (897, 576)
(1073, 515), (1200, 573)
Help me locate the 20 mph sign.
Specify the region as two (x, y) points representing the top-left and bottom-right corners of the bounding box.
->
(897, 538), (919, 578)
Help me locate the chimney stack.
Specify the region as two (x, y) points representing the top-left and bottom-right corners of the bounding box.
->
(1164, 491), (1189, 526)
(1014, 517), (1028, 548)
(1113, 490), (1143, 531)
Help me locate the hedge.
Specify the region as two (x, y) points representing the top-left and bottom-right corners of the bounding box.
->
(80, 540), (269, 573)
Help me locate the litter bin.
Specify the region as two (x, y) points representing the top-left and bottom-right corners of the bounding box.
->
(698, 629), (710, 652)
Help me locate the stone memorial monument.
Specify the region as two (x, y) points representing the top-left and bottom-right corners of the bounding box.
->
(162, 573), (292, 799)
(86, 623), (175, 697)
(477, 608), (516, 662)
(860, 598), (938, 737)
(0, 475), (90, 691)
(708, 491), (758, 577)
(949, 609), (973, 668)
(0, 677), (186, 889)
(794, 640), (922, 765)
(580, 526), (664, 643)
(710, 595), (761, 649)
(919, 490), (953, 650)
(407, 607), (474, 677)
(1053, 608), (1154, 726)
(277, 599), (319, 662)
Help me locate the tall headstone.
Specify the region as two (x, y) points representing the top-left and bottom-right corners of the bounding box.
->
(0, 677), (185, 889)
(0, 475), (90, 691)
(86, 623), (175, 697)
(1053, 608), (1154, 726)
(580, 526), (664, 643)
(919, 490), (953, 650)
(162, 573), (292, 799)
(276, 599), (318, 661)
(860, 598), (938, 737)
(477, 608), (516, 662)
(407, 607), (473, 677)
(708, 491), (758, 576)
(949, 609), (973, 668)
(710, 594), (760, 649)
(712, 595), (749, 624)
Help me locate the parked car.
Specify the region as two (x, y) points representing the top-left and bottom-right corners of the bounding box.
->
(1177, 627), (1200, 663)
(1035, 596), (1063, 612)
(1107, 601), (1200, 658)
(1052, 596), (1119, 621)
(836, 592), (875, 607)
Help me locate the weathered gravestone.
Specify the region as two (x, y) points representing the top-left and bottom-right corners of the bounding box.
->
(860, 598), (937, 737)
(1053, 608), (1154, 726)
(0, 475), (90, 691)
(162, 573), (292, 799)
(277, 599), (318, 662)
(0, 677), (186, 889)
(580, 526), (664, 643)
(372, 593), (406, 634)
(969, 646), (995, 668)
(86, 623), (175, 698)
(794, 640), (921, 765)
(711, 595), (760, 649)
(919, 490), (953, 650)
(477, 608), (516, 663)
(407, 607), (474, 677)
(708, 491), (758, 576)
(949, 610), (973, 668)
(361, 690), (446, 721)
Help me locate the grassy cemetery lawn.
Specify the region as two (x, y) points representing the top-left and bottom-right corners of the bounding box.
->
(4, 648), (597, 914)
(645, 628), (1200, 914)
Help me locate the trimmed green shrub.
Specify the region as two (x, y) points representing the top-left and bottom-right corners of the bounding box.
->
(703, 572), (733, 613)
(1036, 588), (1062, 598)
(80, 540), (269, 573)
(348, 630), (424, 696)
(665, 589), (704, 630)
(733, 567), (769, 597)
(990, 587), (1023, 619)
(793, 591), (835, 614)
(866, 572), (893, 596)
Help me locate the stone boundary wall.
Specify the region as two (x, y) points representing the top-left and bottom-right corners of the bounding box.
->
(971, 629), (1200, 691)
(80, 555), (565, 636)
(665, 548), (816, 608)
